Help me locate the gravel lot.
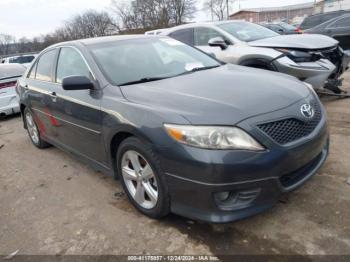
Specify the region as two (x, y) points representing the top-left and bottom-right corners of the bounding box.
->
(0, 72), (350, 256)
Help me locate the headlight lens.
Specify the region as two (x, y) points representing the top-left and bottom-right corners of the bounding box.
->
(164, 124), (264, 151)
(276, 48), (319, 63)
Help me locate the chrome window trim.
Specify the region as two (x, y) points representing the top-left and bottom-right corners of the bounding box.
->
(58, 45), (97, 81)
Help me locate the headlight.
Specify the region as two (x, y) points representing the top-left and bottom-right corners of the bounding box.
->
(303, 82), (317, 96)
(164, 124), (264, 151)
(276, 48), (318, 63)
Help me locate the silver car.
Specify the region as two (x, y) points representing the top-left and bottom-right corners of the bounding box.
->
(0, 64), (26, 117)
(162, 21), (350, 93)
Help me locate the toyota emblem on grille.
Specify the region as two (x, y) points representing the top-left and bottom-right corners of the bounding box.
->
(300, 104), (314, 118)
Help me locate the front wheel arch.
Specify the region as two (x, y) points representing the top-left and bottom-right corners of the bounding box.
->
(239, 58), (277, 71)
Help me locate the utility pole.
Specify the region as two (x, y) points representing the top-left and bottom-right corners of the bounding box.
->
(226, 0), (229, 20)
(313, 0), (317, 14)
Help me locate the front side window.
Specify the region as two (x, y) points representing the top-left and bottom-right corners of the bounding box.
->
(35, 50), (56, 82)
(90, 38), (221, 86)
(56, 47), (91, 83)
(194, 27), (227, 46)
(218, 22), (278, 42)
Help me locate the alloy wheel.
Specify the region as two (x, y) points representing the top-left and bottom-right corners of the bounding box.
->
(121, 150), (158, 209)
(25, 112), (39, 145)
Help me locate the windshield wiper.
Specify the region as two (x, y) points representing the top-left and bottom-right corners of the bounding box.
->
(119, 77), (170, 86)
(176, 65), (221, 76)
(190, 65), (221, 72)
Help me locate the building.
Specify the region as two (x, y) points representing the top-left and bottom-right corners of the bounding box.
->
(229, 1), (350, 24)
(229, 2), (314, 24)
(315, 0), (350, 13)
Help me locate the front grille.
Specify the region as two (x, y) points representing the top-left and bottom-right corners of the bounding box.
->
(257, 102), (322, 145)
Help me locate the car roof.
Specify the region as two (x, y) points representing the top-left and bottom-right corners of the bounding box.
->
(161, 20), (246, 34)
(48, 35), (171, 49)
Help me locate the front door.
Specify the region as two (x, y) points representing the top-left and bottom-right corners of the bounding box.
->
(194, 27), (232, 62)
(50, 47), (106, 165)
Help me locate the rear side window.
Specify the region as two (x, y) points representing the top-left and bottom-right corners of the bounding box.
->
(300, 16), (322, 29)
(56, 47), (91, 84)
(35, 50), (56, 82)
(301, 11), (348, 29)
(169, 28), (194, 46)
(331, 16), (350, 28)
(28, 63), (37, 79)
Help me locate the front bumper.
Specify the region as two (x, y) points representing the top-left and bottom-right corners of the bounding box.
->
(161, 139), (328, 223)
(156, 97), (329, 223)
(273, 57), (336, 90)
(273, 47), (350, 91)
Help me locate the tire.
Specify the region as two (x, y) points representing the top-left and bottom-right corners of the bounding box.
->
(24, 108), (51, 149)
(116, 137), (170, 219)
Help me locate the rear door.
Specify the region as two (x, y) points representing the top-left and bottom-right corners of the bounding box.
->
(25, 49), (59, 140)
(51, 46), (105, 164)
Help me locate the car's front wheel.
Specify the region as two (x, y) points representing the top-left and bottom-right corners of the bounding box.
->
(117, 137), (170, 219)
(24, 108), (50, 149)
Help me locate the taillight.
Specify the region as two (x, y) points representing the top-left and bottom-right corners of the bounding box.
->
(295, 28), (303, 34)
(0, 81), (17, 90)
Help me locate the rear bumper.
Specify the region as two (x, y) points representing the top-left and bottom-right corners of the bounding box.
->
(0, 94), (20, 116)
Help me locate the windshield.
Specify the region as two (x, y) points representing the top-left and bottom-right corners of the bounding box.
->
(279, 22), (296, 30)
(218, 22), (279, 42)
(9, 56), (35, 64)
(90, 38), (221, 86)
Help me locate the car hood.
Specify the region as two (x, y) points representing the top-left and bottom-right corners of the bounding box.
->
(248, 34), (338, 50)
(120, 65), (311, 125)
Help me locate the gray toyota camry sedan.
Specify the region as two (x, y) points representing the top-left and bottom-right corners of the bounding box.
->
(18, 35), (329, 223)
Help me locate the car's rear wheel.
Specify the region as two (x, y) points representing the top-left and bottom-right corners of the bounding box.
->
(24, 108), (50, 149)
(117, 137), (170, 218)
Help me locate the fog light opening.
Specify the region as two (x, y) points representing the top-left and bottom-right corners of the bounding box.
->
(214, 188), (261, 211)
(216, 191), (230, 202)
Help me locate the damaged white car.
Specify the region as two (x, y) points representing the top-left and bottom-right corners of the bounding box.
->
(0, 64), (26, 117)
(163, 21), (350, 93)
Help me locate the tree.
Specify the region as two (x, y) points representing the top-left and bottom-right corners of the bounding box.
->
(0, 34), (15, 56)
(111, 0), (197, 30)
(169, 0), (197, 25)
(205, 0), (232, 21)
(62, 10), (116, 40)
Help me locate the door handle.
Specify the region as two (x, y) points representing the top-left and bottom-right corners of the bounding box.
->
(50, 92), (57, 102)
(23, 84), (28, 90)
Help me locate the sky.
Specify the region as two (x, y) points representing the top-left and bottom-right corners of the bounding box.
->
(0, 0), (316, 39)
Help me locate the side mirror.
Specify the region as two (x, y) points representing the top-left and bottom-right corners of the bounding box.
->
(208, 37), (228, 50)
(62, 76), (94, 91)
